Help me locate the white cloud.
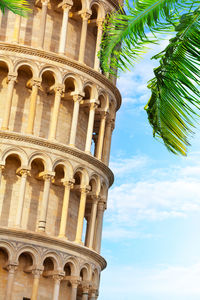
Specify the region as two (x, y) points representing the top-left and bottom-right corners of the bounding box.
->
(104, 153), (200, 241)
(101, 262), (200, 299)
(109, 155), (149, 177)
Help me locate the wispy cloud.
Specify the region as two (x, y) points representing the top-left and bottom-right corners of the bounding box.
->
(110, 155), (149, 177)
(101, 262), (200, 300)
(104, 153), (200, 241)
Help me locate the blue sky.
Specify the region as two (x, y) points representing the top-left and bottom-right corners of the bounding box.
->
(100, 38), (200, 299)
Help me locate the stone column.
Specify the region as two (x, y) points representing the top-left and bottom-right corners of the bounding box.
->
(94, 19), (103, 71)
(70, 279), (80, 300)
(58, 180), (74, 238)
(31, 269), (43, 300)
(15, 168), (30, 227)
(38, 173), (54, 232)
(69, 94), (83, 147)
(94, 201), (105, 253)
(12, 14), (21, 43)
(52, 274), (64, 300)
(87, 197), (98, 249)
(48, 85), (64, 140)
(26, 78), (41, 134)
(85, 102), (99, 153)
(75, 187), (89, 244)
(89, 290), (97, 300)
(82, 284), (90, 300)
(1, 74), (17, 130)
(79, 11), (91, 63)
(95, 111), (107, 160)
(4, 264), (18, 300)
(59, 1), (73, 54)
(39, 0), (49, 49)
(102, 118), (115, 165)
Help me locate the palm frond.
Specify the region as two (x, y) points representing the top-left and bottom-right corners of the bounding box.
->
(145, 8), (200, 156)
(100, 0), (199, 75)
(0, 0), (31, 16)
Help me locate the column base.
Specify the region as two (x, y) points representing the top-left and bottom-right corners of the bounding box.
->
(85, 151), (92, 155)
(68, 144), (76, 148)
(74, 239), (83, 245)
(58, 235), (68, 240)
(1, 127), (8, 131)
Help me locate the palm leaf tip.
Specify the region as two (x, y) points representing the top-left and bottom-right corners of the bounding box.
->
(145, 8), (200, 156)
(0, 0), (31, 16)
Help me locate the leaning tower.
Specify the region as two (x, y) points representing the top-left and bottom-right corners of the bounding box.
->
(0, 0), (121, 299)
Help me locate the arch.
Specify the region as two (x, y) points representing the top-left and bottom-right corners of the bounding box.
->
(63, 257), (79, 276)
(39, 65), (62, 83)
(73, 166), (89, 186)
(1, 147), (28, 166)
(42, 251), (61, 271)
(98, 91), (109, 110)
(62, 73), (83, 93)
(92, 268), (99, 287)
(16, 246), (40, 267)
(100, 180), (108, 199)
(83, 82), (98, 100)
(89, 174), (101, 194)
(80, 263), (91, 281)
(13, 59), (38, 78)
(0, 241), (15, 262)
(28, 151), (52, 171)
(52, 159), (73, 180)
(90, 1), (105, 19)
(109, 98), (117, 118)
(0, 56), (13, 73)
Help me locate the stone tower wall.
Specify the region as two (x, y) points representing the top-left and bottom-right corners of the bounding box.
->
(0, 0), (121, 299)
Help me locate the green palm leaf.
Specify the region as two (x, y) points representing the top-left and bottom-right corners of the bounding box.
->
(100, 0), (199, 74)
(0, 0), (31, 16)
(145, 8), (200, 155)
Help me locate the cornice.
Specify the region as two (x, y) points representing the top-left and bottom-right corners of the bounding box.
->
(0, 42), (121, 111)
(0, 227), (107, 270)
(0, 131), (114, 186)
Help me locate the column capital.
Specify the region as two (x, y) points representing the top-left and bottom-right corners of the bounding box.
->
(70, 277), (81, 288)
(61, 178), (75, 188)
(89, 99), (99, 111)
(54, 84), (65, 95)
(89, 288), (98, 297)
(72, 93), (84, 102)
(107, 118), (115, 130)
(96, 18), (104, 28)
(0, 164), (5, 171)
(80, 185), (91, 194)
(5, 263), (18, 273)
(59, 0), (73, 10)
(81, 10), (92, 21)
(7, 73), (17, 83)
(16, 167), (30, 177)
(27, 77), (42, 89)
(32, 268), (43, 278)
(82, 281), (91, 293)
(98, 200), (106, 211)
(53, 273), (64, 281)
(38, 171), (55, 181)
(100, 110), (109, 119)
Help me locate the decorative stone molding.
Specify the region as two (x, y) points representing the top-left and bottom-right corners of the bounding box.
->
(0, 227), (107, 270)
(0, 131), (114, 186)
(0, 42), (121, 111)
